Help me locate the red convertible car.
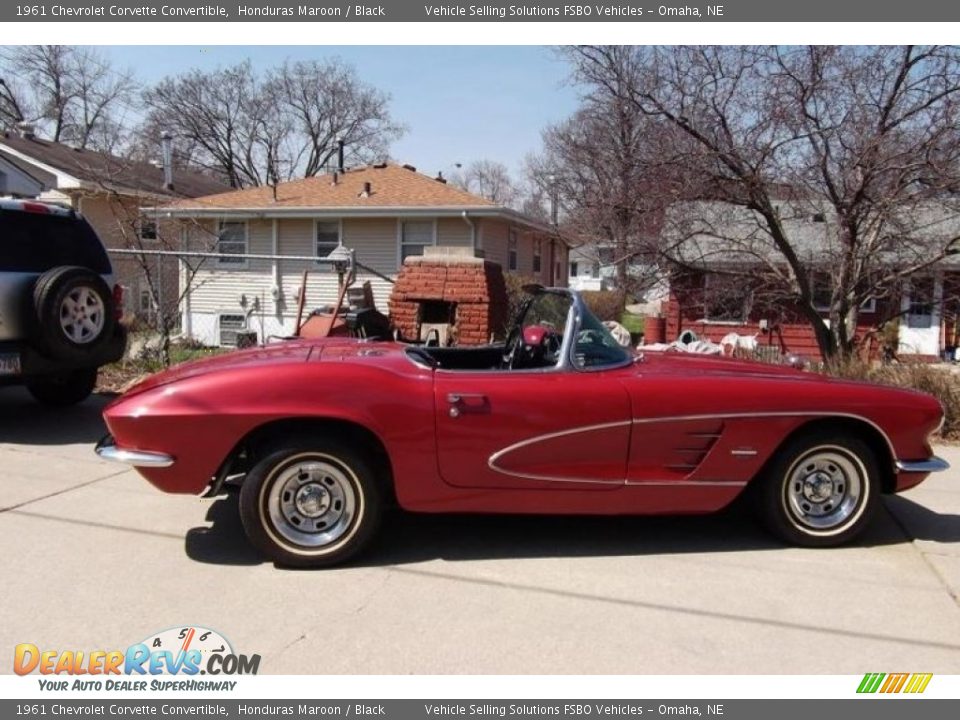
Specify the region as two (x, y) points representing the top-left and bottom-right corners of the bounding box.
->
(97, 287), (948, 567)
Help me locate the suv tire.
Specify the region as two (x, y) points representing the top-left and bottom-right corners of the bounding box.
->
(25, 367), (98, 406)
(32, 266), (115, 362)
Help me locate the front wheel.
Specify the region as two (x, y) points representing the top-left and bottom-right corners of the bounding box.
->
(239, 441), (383, 568)
(755, 433), (880, 547)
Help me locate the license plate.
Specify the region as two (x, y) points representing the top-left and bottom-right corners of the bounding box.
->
(0, 352), (22, 376)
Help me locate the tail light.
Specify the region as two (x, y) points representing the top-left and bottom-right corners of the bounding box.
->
(21, 202), (50, 214)
(113, 284), (124, 321)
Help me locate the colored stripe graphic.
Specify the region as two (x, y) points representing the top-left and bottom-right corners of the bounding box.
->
(881, 673), (908, 693)
(857, 673), (885, 693)
(857, 672), (932, 694)
(904, 674), (933, 694)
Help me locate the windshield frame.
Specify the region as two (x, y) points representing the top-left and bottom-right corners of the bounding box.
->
(517, 287), (634, 373)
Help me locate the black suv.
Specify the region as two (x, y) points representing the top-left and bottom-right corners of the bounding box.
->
(0, 199), (126, 405)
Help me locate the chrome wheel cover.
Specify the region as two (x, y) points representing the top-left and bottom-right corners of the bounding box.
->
(784, 447), (865, 533)
(264, 455), (359, 550)
(59, 287), (105, 344)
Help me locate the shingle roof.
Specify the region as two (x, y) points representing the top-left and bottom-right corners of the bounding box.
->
(164, 164), (499, 211)
(0, 131), (229, 199)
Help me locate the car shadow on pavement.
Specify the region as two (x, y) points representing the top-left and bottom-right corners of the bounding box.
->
(884, 494), (960, 543)
(183, 491), (960, 569)
(0, 388), (113, 445)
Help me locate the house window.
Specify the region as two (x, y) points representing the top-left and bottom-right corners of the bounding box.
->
(400, 220), (434, 262)
(218, 314), (247, 346)
(533, 240), (542, 274)
(139, 288), (155, 314)
(139, 219), (158, 240)
(703, 274), (749, 323)
(812, 271), (833, 311)
(569, 262), (579, 278)
(908, 276), (935, 329)
(316, 220), (340, 268)
(216, 221), (247, 265)
(508, 230), (518, 271)
(813, 270), (877, 314)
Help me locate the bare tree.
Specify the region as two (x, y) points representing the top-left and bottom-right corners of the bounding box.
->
(143, 59), (404, 188)
(522, 46), (693, 297)
(529, 91), (676, 294)
(567, 45), (960, 359)
(267, 59), (402, 176)
(451, 159), (519, 206)
(0, 46), (135, 150)
(0, 76), (27, 128)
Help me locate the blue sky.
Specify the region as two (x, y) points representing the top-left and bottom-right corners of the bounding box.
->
(101, 46), (581, 179)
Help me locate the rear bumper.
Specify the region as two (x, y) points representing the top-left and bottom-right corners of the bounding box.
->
(95, 435), (175, 468)
(0, 326), (127, 380)
(896, 456), (950, 473)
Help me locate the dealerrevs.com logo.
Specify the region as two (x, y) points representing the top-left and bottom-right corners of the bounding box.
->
(14, 626), (260, 689)
(857, 673), (933, 694)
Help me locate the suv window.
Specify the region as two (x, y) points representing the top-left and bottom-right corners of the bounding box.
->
(0, 211), (112, 274)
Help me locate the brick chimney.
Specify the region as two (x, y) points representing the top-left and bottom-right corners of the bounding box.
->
(388, 247), (507, 346)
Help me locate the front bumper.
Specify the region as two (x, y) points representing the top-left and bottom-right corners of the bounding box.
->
(95, 435), (175, 468)
(895, 456), (950, 473)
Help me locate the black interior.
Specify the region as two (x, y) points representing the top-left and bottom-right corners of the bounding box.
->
(411, 345), (506, 370)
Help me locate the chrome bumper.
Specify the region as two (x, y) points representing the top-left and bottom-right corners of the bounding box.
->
(95, 435), (175, 468)
(895, 456), (950, 473)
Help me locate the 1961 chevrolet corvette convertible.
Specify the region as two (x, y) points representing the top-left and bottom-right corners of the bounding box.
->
(97, 287), (948, 567)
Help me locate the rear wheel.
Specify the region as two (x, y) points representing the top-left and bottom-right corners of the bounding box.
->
(239, 440), (383, 568)
(25, 367), (98, 406)
(756, 432), (880, 547)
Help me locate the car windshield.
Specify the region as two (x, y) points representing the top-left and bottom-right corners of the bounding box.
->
(574, 306), (631, 369)
(516, 289), (631, 370)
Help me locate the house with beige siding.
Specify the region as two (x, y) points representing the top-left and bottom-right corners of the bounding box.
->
(158, 163), (567, 347)
(0, 128), (229, 324)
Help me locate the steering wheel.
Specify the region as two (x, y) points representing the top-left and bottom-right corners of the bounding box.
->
(501, 324), (524, 370)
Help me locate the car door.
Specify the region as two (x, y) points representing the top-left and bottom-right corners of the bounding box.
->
(433, 368), (632, 490)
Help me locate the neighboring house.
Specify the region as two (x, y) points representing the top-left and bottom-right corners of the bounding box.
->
(0, 127), (229, 325)
(0, 152), (44, 197)
(567, 244), (606, 291)
(662, 200), (960, 360)
(157, 163), (567, 347)
(567, 242), (652, 294)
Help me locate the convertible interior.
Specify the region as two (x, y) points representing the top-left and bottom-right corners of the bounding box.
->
(405, 287), (632, 372)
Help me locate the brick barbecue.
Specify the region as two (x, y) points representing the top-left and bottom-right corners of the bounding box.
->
(388, 247), (507, 346)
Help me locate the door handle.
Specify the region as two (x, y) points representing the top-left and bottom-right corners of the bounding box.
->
(446, 393), (489, 418)
(447, 393), (487, 404)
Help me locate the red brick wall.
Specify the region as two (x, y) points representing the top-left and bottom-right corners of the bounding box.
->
(388, 256), (507, 345)
(665, 273), (887, 360)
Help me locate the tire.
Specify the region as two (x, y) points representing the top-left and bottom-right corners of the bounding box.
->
(33, 266), (115, 362)
(25, 367), (98, 407)
(755, 431), (880, 547)
(239, 440), (384, 568)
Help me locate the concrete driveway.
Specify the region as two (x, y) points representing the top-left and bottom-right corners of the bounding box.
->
(1, 387), (959, 674)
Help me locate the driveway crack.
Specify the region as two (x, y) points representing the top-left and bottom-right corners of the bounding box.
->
(882, 500), (960, 609)
(0, 468), (129, 513)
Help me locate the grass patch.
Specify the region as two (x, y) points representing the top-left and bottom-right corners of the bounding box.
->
(619, 312), (645, 335)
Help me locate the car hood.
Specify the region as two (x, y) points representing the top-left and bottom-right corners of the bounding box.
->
(638, 350), (817, 379)
(116, 341), (317, 398)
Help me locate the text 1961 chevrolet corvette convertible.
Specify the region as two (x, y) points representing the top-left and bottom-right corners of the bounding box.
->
(97, 287), (948, 567)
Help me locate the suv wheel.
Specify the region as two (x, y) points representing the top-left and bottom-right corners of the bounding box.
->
(25, 367), (98, 407)
(33, 266), (115, 362)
